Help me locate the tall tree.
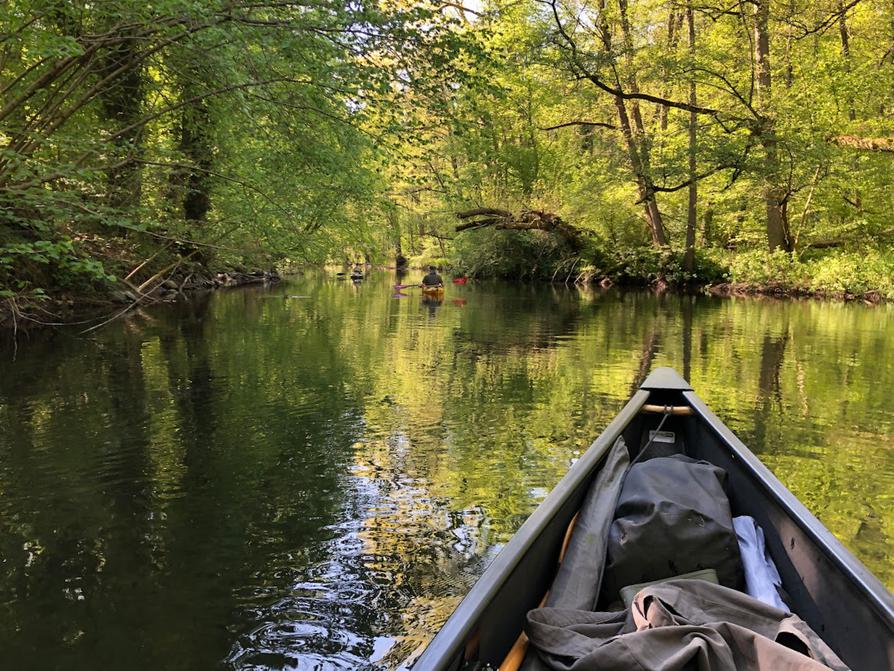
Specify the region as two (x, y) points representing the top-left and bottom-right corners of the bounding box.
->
(752, 0), (793, 251)
(684, 1), (698, 272)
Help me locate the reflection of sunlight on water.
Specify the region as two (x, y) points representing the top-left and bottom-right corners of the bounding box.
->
(226, 280), (894, 668)
(227, 427), (491, 669)
(528, 486), (550, 502)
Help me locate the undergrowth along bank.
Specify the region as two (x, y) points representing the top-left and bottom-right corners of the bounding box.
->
(422, 229), (894, 302)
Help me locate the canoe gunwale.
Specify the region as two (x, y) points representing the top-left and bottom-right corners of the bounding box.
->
(412, 389), (651, 670)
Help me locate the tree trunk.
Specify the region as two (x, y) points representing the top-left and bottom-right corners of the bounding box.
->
(684, 4), (697, 273)
(603, 0), (669, 247)
(838, 2), (861, 212)
(657, 11), (685, 132)
(388, 207), (406, 268)
(455, 208), (586, 249)
(702, 204), (714, 247)
(839, 3), (856, 122)
(765, 193), (790, 251)
(613, 97), (668, 246)
(753, 0), (792, 251)
(783, 0), (794, 89)
(162, 55), (214, 227)
(763, 137), (791, 251)
(98, 31), (144, 214)
(178, 84), (213, 223)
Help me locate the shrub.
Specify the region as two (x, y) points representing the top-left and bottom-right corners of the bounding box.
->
(803, 250), (894, 298)
(716, 247), (894, 299)
(449, 230), (728, 286)
(722, 249), (809, 288)
(450, 228), (572, 280)
(0, 239), (116, 294)
(584, 243), (728, 286)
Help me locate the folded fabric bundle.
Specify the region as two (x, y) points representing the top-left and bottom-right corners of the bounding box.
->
(545, 436), (631, 611)
(525, 579), (849, 671)
(733, 516), (788, 611)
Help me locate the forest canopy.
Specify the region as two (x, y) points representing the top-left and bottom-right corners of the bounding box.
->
(1, 0), (894, 308)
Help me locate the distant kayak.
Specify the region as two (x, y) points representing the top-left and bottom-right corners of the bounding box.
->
(452, 277), (468, 285)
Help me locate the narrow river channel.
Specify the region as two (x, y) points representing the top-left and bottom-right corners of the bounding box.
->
(1, 271), (892, 669)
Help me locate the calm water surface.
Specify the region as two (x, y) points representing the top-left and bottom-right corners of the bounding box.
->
(1, 271), (892, 669)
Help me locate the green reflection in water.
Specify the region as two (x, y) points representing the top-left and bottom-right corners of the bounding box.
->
(0, 272), (891, 669)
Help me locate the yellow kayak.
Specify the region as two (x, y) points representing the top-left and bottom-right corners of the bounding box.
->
(421, 285), (444, 298)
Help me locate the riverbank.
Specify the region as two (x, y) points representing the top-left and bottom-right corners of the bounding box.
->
(702, 248), (894, 304)
(705, 282), (888, 304)
(4, 242), (892, 335)
(435, 233), (894, 304)
(0, 266), (280, 333)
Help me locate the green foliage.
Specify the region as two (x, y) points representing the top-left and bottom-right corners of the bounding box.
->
(380, 0), (894, 297)
(720, 247), (894, 298)
(450, 229), (572, 280)
(803, 250), (894, 297)
(722, 250), (810, 288)
(3, 0), (894, 302)
(0, 240), (115, 293)
(0, 0), (471, 299)
(450, 229), (728, 285)
(407, 237), (450, 271)
(594, 245), (727, 286)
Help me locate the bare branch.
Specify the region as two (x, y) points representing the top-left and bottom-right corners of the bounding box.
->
(643, 163), (739, 199)
(539, 120), (617, 131)
(540, 0), (722, 117)
(457, 207), (514, 219)
(784, 0), (864, 38)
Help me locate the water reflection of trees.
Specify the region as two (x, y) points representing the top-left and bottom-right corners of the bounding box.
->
(450, 283), (588, 352)
(0, 285), (374, 666)
(0, 277), (893, 669)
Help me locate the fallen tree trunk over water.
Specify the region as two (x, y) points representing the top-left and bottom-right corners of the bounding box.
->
(455, 208), (585, 250)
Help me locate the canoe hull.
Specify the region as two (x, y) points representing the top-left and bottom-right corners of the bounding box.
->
(414, 368), (894, 671)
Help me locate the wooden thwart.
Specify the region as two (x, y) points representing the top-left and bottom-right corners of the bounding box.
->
(641, 404), (693, 416)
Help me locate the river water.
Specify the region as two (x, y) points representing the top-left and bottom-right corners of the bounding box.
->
(0, 271), (892, 669)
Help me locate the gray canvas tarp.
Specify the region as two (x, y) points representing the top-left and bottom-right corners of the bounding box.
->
(519, 436), (631, 671)
(601, 454), (745, 603)
(546, 436), (632, 610)
(525, 579), (849, 671)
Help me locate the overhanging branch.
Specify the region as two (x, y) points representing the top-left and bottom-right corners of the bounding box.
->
(540, 120), (617, 131)
(455, 208), (586, 249)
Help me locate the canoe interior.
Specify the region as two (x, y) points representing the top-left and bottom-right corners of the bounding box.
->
(418, 377), (894, 671)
